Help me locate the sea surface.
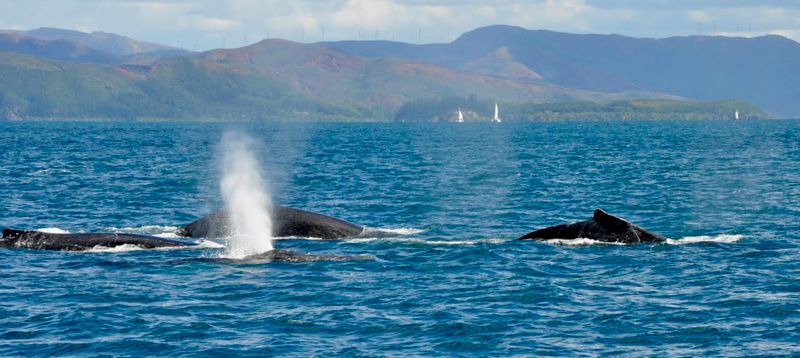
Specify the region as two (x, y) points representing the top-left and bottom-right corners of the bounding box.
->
(1, 120), (799, 356)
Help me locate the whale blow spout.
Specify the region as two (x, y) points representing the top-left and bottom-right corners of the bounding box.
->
(517, 209), (667, 244)
(218, 131), (273, 258)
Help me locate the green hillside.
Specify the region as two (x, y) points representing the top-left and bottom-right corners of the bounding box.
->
(0, 52), (364, 121)
(0, 37), (769, 121)
(198, 39), (660, 110)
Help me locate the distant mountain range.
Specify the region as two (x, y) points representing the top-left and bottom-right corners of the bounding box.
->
(0, 25), (793, 121)
(329, 25), (800, 117)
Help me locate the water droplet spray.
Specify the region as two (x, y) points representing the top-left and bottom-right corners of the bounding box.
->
(218, 131), (273, 258)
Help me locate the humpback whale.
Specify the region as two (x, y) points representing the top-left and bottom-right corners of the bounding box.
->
(178, 205), (364, 239)
(517, 209), (667, 244)
(1, 228), (196, 251)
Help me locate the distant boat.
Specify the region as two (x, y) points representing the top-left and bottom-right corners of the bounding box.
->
(492, 103), (501, 123)
(458, 108), (464, 123)
(734, 109), (740, 120)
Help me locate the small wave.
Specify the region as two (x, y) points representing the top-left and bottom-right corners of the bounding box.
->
(197, 239), (226, 249)
(86, 244), (147, 253)
(154, 232), (181, 239)
(539, 234), (745, 246)
(542, 238), (627, 246)
(342, 237), (383, 244)
(86, 240), (212, 253)
(274, 236), (325, 241)
(35, 227), (70, 234)
(666, 234), (744, 245)
(423, 238), (510, 246)
(343, 237), (510, 246)
(105, 225), (180, 237)
(365, 227), (425, 236)
(268, 227), (425, 241)
(30, 168), (69, 176)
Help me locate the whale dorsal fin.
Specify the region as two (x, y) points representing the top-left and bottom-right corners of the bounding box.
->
(2, 228), (24, 239)
(593, 209), (630, 229)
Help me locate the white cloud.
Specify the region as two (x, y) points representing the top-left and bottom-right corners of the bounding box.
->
(127, 1), (191, 16)
(688, 10), (712, 23)
(0, 0), (799, 48)
(332, 0), (408, 29)
(193, 17), (239, 31)
(476, 5), (497, 20)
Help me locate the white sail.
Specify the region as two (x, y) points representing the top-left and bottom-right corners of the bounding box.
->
(734, 109), (740, 120)
(493, 103), (501, 123)
(458, 108), (464, 122)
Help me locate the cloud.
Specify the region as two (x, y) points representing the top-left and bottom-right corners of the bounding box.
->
(193, 17), (238, 31)
(683, 5), (800, 39)
(127, 1), (191, 16)
(0, 0), (799, 48)
(688, 10), (712, 23)
(332, 0), (409, 29)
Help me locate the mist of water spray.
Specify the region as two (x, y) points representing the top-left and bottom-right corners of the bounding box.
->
(218, 131), (273, 258)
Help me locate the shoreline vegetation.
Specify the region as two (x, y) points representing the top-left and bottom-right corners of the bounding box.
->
(1, 92), (772, 122)
(394, 98), (771, 122)
(2, 100), (772, 122)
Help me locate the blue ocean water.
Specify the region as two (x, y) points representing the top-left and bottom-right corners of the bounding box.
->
(0, 120), (798, 356)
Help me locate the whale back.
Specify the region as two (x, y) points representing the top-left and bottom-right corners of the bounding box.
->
(178, 210), (231, 239)
(178, 205), (363, 239)
(272, 206), (364, 239)
(517, 209), (666, 244)
(2, 228), (194, 251)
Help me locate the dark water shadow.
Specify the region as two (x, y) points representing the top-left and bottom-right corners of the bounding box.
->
(182, 249), (376, 265)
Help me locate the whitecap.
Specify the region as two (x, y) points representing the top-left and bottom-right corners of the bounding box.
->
(542, 238), (627, 246)
(196, 239), (226, 249)
(266, 227), (425, 241)
(341, 237), (381, 244)
(35, 227), (70, 234)
(273, 236), (325, 241)
(30, 168), (69, 176)
(666, 234), (744, 245)
(153, 232), (181, 239)
(366, 227), (425, 235)
(86, 240), (213, 253)
(420, 238), (510, 246)
(104, 225), (180, 237)
(342, 237), (510, 246)
(86, 244), (147, 253)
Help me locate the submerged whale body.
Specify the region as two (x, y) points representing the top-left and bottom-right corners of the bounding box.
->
(517, 209), (667, 244)
(1, 228), (196, 251)
(204, 249), (375, 263)
(178, 205), (364, 239)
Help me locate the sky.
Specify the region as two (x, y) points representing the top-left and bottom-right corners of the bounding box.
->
(1, 0), (799, 50)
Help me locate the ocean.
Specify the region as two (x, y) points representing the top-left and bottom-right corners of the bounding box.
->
(1, 120), (798, 356)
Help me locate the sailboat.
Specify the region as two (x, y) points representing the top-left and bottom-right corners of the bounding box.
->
(492, 103), (501, 123)
(458, 108), (464, 123)
(734, 109), (740, 120)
